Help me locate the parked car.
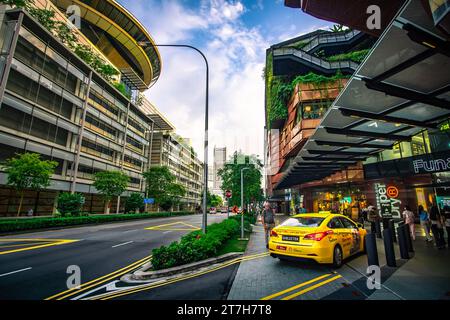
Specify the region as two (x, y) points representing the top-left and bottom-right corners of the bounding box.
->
(220, 207), (228, 213)
(209, 207), (217, 214)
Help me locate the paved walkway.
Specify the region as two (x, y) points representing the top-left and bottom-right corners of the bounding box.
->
(228, 216), (450, 300)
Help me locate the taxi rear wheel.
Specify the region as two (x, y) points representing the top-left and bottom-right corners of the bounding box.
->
(332, 245), (343, 268)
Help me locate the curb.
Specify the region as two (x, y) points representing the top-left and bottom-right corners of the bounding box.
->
(122, 252), (244, 283)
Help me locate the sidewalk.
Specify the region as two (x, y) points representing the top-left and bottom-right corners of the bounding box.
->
(228, 217), (450, 300)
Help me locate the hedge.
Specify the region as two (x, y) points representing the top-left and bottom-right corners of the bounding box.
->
(151, 218), (240, 270)
(0, 211), (196, 233)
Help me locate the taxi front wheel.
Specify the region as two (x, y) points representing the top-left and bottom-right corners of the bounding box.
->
(332, 245), (343, 268)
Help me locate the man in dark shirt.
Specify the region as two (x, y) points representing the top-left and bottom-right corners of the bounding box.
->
(262, 202), (275, 248)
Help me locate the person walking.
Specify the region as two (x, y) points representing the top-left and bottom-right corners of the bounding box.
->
(429, 204), (446, 249)
(418, 205), (432, 242)
(442, 205), (450, 247)
(367, 203), (380, 234)
(262, 201), (276, 249)
(402, 205), (416, 240)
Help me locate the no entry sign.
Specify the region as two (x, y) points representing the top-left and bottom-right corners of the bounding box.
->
(225, 190), (232, 198)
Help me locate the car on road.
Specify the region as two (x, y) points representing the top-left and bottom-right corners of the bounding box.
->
(220, 207), (228, 213)
(209, 207), (217, 214)
(269, 213), (367, 268)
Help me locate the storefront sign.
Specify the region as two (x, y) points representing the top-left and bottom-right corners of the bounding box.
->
(412, 158), (450, 174)
(374, 183), (402, 219)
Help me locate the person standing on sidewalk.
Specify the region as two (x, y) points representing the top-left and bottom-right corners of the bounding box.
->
(367, 203), (380, 234)
(418, 205), (432, 242)
(430, 204), (445, 249)
(402, 205), (416, 240)
(262, 201), (275, 249)
(442, 205), (450, 247)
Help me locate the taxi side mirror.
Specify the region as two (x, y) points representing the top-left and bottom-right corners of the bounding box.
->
(357, 223), (364, 229)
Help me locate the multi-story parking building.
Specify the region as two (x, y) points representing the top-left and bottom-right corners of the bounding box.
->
(149, 132), (204, 211)
(0, 1), (203, 216)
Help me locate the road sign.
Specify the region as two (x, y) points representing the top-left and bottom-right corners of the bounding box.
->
(144, 198), (155, 204)
(225, 190), (232, 198)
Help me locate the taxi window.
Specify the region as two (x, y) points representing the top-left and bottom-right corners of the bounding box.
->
(328, 218), (344, 229)
(340, 217), (358, 229)
(280, 217), (325, 228)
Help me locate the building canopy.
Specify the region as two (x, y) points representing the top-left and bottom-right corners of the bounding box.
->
(275, 0), (450, 190)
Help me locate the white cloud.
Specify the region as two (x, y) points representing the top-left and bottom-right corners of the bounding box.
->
(120, 0), (269, 164)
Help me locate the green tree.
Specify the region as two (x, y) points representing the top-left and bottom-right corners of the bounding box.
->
(218, 152), (263, 208)
(3, 153), (57, 216)
(124, 192), (144, 213)
(0, 0), (30, 8)
(210, 194), (223, 208)
(57, 192), (85, 217)
(93, 171), (130, 214)
(143, 166), (186, 211)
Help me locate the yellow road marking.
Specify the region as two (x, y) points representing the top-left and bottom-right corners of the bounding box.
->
(145, 221), (200, 231)
(0, 242), (53, 249)
(281, 275), (342, 300)
(92, 252), (270, 300)
(260, 273), (333, 300)
(45, 254), (152, 300)
(0, 239), (79, 255)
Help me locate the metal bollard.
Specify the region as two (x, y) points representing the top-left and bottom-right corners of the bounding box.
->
(388, 219), (397, 243)
(404, 224), (414, 252)
(383, 228), (396, 267)
(375, 219), (382, 239)
(397, 225), (410, 259)
(365, 233), (379, 267)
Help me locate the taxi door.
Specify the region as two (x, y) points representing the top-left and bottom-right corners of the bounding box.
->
(326, 217), (345, 249)
(339, 217), (361, 257)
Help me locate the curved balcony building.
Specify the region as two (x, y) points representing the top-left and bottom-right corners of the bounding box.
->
(50, 0), (161, 91)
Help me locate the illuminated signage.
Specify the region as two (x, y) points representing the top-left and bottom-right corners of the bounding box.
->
(413, 158), (450, 174)
(374, 183), (402, 219)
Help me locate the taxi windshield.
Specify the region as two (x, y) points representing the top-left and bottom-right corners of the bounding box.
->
(280, 217), (325, 228)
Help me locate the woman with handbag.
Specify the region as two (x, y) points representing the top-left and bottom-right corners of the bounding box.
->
(418, 205), (433, 242)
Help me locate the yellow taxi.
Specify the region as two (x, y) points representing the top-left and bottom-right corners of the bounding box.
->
(268, 213), (367, 268)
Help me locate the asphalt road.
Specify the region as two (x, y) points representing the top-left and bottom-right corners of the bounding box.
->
(0, 213), (227, 300)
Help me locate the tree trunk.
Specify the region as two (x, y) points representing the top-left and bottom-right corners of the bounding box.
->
(17, 190), (24, 217)
(105, 200), (110, 215)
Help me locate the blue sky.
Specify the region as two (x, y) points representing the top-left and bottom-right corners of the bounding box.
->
(117, 0), (333, 161)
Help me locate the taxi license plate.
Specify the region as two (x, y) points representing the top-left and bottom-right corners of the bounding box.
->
(282, 235), (299, 242)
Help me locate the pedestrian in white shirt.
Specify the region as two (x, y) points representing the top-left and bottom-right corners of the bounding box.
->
(402, 205), (416, 240)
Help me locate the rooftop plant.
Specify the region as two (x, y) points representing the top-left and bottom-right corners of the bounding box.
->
(2, 1), (120, 85)
(327, 49), (370, 63)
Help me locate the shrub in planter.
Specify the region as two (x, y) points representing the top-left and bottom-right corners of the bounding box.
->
(57, 192), (85, 217)
(151, 218), (240, 270)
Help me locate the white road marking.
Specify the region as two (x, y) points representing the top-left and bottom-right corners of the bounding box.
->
(0, 267), (32, 277)
(111, 241), (134, 248)
(163, 231), (172, 234)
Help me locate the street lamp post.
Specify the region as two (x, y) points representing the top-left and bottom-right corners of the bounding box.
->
(138, 42), (209, 233)
(240, 167), (250, 240)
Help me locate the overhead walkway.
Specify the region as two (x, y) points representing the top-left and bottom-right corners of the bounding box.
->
(272, 29), (364, 76)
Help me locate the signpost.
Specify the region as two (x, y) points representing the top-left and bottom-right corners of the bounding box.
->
(225, 190), (232, 218)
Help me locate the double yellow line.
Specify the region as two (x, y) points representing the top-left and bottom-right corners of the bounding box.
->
(261, 273), (342, 300)
(45, 254), (152, 300)
(88, 252), (270, 300)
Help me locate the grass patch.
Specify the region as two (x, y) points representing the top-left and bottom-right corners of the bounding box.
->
(216, 232), (250, 256)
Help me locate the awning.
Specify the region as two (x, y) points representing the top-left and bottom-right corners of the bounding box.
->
(275, 0), (450, 190)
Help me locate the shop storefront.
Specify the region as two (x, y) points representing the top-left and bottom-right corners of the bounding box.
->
(364, 150), (450, 218)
